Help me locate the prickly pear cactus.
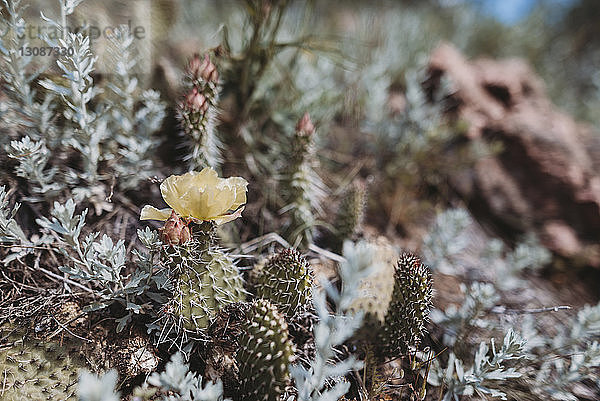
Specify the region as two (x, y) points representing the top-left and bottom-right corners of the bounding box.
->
(252, 248), (312, 316)
(333, 180), (367, 250)
(0, 326), (82, 400)
(378, 252), (433, 356)
(236, 300), (296, 401)
(171, 247), (246, 332)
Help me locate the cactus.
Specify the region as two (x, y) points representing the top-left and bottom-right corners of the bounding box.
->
(156, 224), (246, 345)
(0, 326), (82, 400)
(252, 249), (313, 316)
(378, 252), (433, 357)
(170, 247), (246, 333)
(179, 53), (223, 170)
(346, 244), (433, 359)
(236, 299), (296, 401)
(281, 113), (326, 248)
(332, 180), (367, 251)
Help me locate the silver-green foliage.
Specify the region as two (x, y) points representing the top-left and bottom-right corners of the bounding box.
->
(40, 0), (101, 182)
(0, 185), (49, 264)
(7, 136), (63, 198)
(0, 185), (27, 245)
(0, 0), (57, 143)
(534, 303), (600, 400)
(430, 282), (499, 347)
(105, 26), (165, 189)
(290, 241), (380, 401)
(2, 0), (164, 197)
(147, 352), (229, 401)
(427, 329), (527, 401)
(78, 370), (120, 401)
(36, 199), (154, 331)
(423, 208), (551, 289)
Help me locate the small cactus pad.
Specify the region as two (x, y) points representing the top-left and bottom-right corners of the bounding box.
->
(333, 180), (367, 250)
(379, 252), (433, 356)
(0, 326), (82, 400)
(236, 300), (296, 401)
(253, 249), (312, 316)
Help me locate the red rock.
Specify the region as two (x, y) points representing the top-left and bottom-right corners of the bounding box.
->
(426, 44), (600, 266)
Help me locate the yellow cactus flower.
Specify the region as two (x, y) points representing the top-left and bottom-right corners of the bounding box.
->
(140, 168), (248, 225)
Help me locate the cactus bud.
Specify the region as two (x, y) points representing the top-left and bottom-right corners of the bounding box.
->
(252, 249), (313, 316)
(236, 300), (295, 401)
(160, 210), (191, 246)
(188, 53), (219, 83)
(179, 54), (223, 169)
(185, 87), (209, 113)
(295, 112), (315, 137)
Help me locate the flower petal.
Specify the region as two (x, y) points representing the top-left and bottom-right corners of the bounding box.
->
(212, 207), (245, 225)
(140, 205), (173, 221)
(156, 169), (248, 223)
(160, 175), (188, 216)
(227, 177), (248, 210)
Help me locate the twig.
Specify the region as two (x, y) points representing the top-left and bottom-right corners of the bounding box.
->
(0, 244), (53, 250)
(308, 243), (345, 263)
(490, 305), (571, 315)
(35, 266), (94, 294)
(237, 232), (290, 253)
(47, 315), (92, 343)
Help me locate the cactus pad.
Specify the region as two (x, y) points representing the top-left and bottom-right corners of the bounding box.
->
(378, 252), (433, 356)
(253, 249), (313, 316)
(171, 248), (246, 332)
(0, 326), (82, 400)
(236, 300), (296, 401)
(349, 239), (398, 330)
(333, 180), (367, 250)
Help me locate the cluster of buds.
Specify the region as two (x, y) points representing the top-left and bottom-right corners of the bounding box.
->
(159, 210), (191, 246)
(188, 53), (219, 84)
(184, 87), (209, 113)
(178, 52), (223, 169)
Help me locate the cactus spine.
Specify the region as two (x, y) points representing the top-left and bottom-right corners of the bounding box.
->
(236, 299), (295, 401)
(252, 248), (312, 316)
(180, 53), (223, 170)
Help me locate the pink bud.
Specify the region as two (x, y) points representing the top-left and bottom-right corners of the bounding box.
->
(296, 112), (315, 136)
(160, 210), (191, 246)
(185, 87), (208, 112)
(188, 53), (218, 83)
